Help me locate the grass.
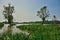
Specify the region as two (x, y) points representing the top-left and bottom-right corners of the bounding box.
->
(0, 24), (60, 40)
(17, 24), (60, 40)
(0, 33), (27, 40)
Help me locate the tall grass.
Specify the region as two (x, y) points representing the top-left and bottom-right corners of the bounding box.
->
(0, 24), (60, 40)
(0, 32), (27, 40)
(17, 24), (60, 40)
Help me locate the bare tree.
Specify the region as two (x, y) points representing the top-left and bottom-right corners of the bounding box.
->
(37, 6), (49, 24)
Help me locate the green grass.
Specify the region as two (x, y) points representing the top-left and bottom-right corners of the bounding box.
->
(17, 24), (60, 40)
(0, 24), (60, 40)
(0, 33), (27, 40)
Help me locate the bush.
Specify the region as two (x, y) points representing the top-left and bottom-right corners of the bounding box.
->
(0, 23), (4, 28)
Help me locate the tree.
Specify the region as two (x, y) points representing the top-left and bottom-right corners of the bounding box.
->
(37, 6), (49, 24)
(53, 15), (57, 24)
(3, 4), (14, 27)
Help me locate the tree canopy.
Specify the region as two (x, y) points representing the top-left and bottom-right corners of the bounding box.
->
(3, 4), (14, 26)
(37, 6), (49, 24)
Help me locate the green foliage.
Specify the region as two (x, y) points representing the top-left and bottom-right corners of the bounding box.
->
(3, 4), (14, 25)
(17, 24), (60, 40)
(37, 6), (49, 24)
(0, 23), (4, 28)
(0, 33), (26, 40)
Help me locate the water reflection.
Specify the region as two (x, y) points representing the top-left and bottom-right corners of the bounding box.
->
(16, 24), (32, 26)
(0, 24), (29, 36)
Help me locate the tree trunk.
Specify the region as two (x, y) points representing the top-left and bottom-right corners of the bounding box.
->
(42, 17), (45, 24)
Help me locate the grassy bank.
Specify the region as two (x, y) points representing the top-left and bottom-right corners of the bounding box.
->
(0, 24), (60, 40)
(17, 24), (60, 40)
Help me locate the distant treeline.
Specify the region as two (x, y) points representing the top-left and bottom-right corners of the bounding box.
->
(22, 20), (60, 24)
(1, 20), (60, 24)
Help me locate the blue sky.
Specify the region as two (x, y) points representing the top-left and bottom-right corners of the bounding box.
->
(0, 0), (60, 22)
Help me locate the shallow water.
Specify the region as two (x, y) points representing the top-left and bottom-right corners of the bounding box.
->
(0, 24), (8, 35)
(16, 24), (32, 26)
(12, 25), (29, 35)
(0, 24), (29, 36)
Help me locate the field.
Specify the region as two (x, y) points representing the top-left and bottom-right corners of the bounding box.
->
(17, 24), (60, 40)
(0, 24), (60, 40)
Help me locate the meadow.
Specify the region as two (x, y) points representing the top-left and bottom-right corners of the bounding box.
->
(0, 23), (60, 40)
(17, 24), (60, 40)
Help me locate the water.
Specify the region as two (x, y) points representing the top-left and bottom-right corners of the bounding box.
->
(16, 24), (32, 26)
(0, 24), (9, 35)
(0, 24), (29, 36)
(12, 25), (29, 35)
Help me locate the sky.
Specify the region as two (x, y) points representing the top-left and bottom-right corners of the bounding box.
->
(0, 0), (60, 22)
